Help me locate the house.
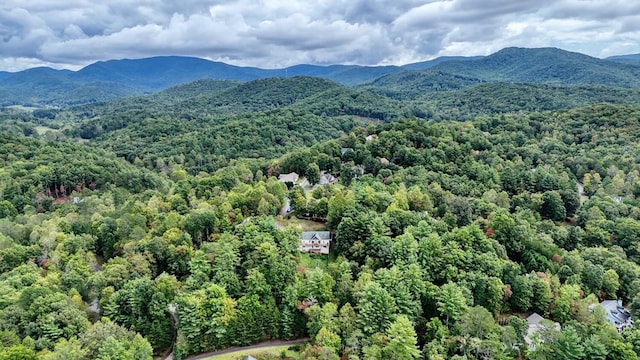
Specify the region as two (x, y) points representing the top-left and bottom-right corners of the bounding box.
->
(319, 172), (337, 185)
(278, 172), (299, 184)
(600, 299), (633, 332)
(525, 313), (560, 348)
(340, 147), (353, 156)
(365, 134), (377, 141)
(299, 231), (332, 255)
(379, 157), (390, 164)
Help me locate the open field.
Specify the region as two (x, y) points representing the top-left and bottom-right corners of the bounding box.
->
(199, 345), (295, 360)
(187, 340), (308, 360)
(286, 217), (327, 231)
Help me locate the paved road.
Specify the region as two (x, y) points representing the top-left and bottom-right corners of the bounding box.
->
(185, 338), (309, 360)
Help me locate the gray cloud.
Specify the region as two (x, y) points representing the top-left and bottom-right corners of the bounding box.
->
(0, 0), (639, 71)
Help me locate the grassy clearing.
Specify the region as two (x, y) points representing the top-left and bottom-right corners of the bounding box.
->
(286, 217), (327, 231)
(35, 125), (60, 135)
(297, 252), (330, 270)
(200, 344), (298, 360)
(6, 105), (38, 111)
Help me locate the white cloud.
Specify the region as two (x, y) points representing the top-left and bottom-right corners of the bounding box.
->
(0, 0), (639, 71)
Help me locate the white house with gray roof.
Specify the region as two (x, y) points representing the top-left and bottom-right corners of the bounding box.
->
(299, 231), (331, 255)
(525, 313), (560, 348)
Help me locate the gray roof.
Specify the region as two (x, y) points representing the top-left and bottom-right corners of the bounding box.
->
(525, 313), (560, 347)
(340, 147), (353, 155)
(527, 313), (545, 325)
(278, 172), (299, 183)
(601, 300), (631, 325)
(319, 172), (336, 185)
(301, 231), (331, 240)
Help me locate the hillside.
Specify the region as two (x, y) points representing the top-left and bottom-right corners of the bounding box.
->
(412, 82), (640, 119)
(66, 76), (404, 137)
(153, 78), (239, 102)
(77, 108), (367, 173)
(58, 77), (415, 174)
(0, 67), (139, 106)
(361, 70), (485, 99)
(290, 86), (411, 120)
(2, 104), (640, 359)
(401, 55), (484, 70)
(428, 47), (640, 87)
(74, 56), (271, 87)
(171, 76), (345, 115)
(0, 132), (165, 211)
(607, 53), (640, 65)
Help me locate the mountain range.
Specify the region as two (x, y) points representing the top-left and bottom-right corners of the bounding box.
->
(1, 47), (640, 106)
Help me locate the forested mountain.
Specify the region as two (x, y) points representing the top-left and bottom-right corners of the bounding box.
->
(2, 102), (640, 359)
(0, 67), (140, 107)
(0, 57), (393, 106)
(401, 55), (484, 70)
(2, 47), (639, 106)
(413, 83), (640, 120)
(428, 47), (640, 87)
(172, 76), (345, 114)
(361, 70), (485, 99)
(77, 108), (365, 173)
(0, 132), (166, 212)
(154, 78), (240, 102)
(607, 54), (640, 65)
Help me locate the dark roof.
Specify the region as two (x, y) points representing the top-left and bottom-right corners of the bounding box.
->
(601, 300), (632, 324)
(301, 231), (331, 240)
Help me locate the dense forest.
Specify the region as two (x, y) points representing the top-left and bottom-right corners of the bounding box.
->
(2, 47), (640, 360)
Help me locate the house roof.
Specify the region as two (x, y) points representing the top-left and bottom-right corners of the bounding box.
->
(527, 313), (545, 325)
(600, 300), (632, 324)
(301, 231), (331, 240)
(319, 172), (336, 185)
(525, 313), (560, 347)
(340, 147), (354, 155)
(278, 172), (299, 183)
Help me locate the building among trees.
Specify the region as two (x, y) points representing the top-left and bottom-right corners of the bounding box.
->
(278, 172), (299, 184)
(600, 300), (633, 332)
(525, 313), (560, 348)
(299, 231), (332, 254)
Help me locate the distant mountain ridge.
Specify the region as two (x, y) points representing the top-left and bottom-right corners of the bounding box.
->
(607, 53), (640, 65)
(364, 47), (640, 98)
(427, 47), (640, 87)
(1, 47), (639, 106)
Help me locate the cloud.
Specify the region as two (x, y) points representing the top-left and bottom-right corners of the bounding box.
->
(0, 0), (639, 71)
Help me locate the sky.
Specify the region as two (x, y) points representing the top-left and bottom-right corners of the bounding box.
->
(1, 0), (639, 72)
